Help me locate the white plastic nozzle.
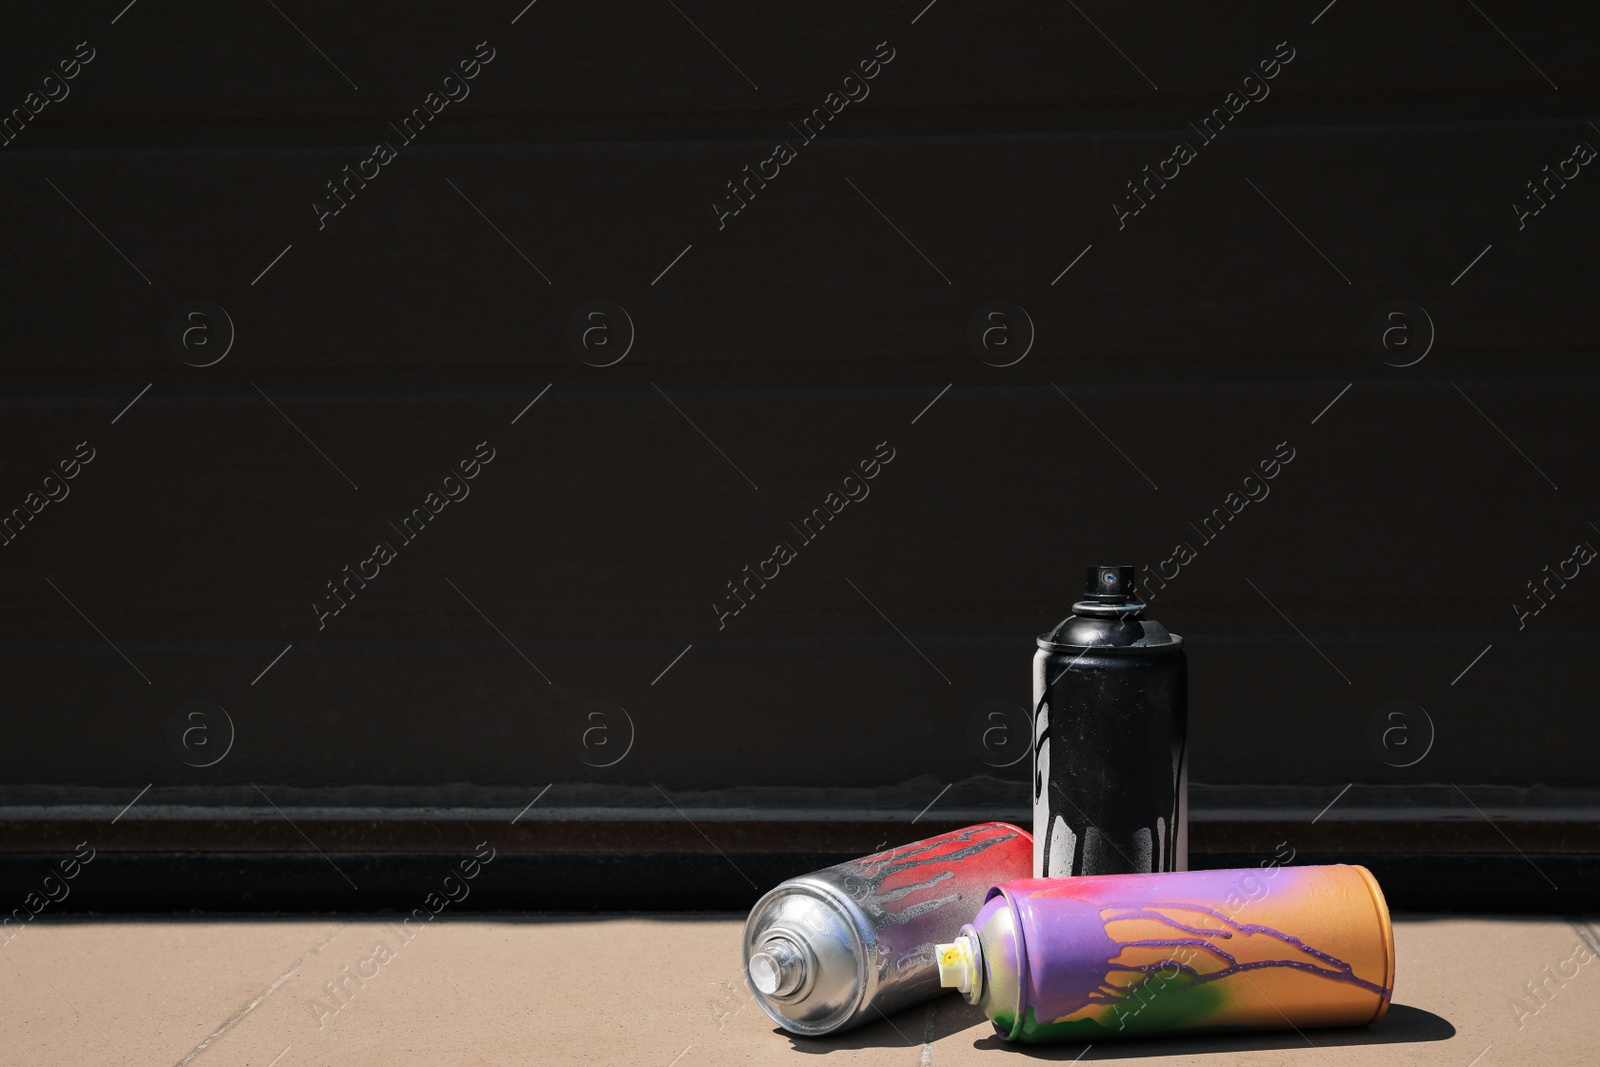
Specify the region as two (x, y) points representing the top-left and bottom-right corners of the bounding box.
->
(748, 938), (805, 997)
(935, 934), (977, 994)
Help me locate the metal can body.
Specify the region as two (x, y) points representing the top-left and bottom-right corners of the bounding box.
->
(1032, 645), (1186, 875)
(948, 865), (1394, 1043)
(1032, 565), (1186, 877)
(742, 822), (1032, 1036)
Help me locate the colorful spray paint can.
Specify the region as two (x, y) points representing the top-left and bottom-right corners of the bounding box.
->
(743, 822), (1033, 1036)
(935, 865), (1395, 1043)
(1033, 564), (1187, 876)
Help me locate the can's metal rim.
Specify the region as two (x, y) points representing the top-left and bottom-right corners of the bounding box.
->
(990, 884), (1030, 1043)
(1348, 863), (1397, 1024)
(1035, 631), (1185, 654)
(741, 879), (870, 1037)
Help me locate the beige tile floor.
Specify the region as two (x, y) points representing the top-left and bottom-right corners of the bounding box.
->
(3, 914), (1597, 1066)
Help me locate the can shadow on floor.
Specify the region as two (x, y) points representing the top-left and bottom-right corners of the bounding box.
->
(965, 1003), (1456, 1060)
(782, 999), (1453, 1057)
(780, 994), (987, 1054)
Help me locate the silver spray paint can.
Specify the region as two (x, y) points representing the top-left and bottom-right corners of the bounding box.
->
(1033, 564), (1187, 877)
(742, 822), (1032, 1035)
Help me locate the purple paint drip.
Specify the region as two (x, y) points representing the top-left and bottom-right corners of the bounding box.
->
(1013, 887), (1389, 1024)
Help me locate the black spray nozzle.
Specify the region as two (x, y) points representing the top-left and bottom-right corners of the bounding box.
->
(1085, 565), (1137, 601)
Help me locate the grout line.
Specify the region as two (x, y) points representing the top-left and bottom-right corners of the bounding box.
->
(173, 924), (348, 1067)
(1569, 918), (1600, 959)
(919, 999), (938, 1066)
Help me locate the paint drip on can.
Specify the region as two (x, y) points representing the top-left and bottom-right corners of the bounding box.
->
(1033, 564), (1187, 877)
(742, 822), (1033, 1036)
(936, 865), (1395, 1043)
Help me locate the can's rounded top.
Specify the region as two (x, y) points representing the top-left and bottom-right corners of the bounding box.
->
(1037, 615), (1181, 653)
(1037, 562), (1182, 653)
(967, 892), (1027, 1039)
(741, 879), (870, 1036)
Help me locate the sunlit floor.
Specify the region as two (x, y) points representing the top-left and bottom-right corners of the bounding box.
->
(3, 914), (1595, 1066)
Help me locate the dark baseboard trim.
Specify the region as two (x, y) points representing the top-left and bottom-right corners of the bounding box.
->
(2, 850), (1593, 915)
(2, 817), (1595, 853)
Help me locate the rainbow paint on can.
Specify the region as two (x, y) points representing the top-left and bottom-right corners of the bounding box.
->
(936, 864), (1394, 1043)
(743, 822), (1033, 1036)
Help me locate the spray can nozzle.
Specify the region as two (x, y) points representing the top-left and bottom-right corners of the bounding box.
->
(1085, 564), (1137, 602)
(748, 937), (807, 997)
(934, 932), (983, 1001)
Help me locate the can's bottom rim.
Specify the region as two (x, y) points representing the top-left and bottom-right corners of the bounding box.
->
(1348, 863), (1397, 1024)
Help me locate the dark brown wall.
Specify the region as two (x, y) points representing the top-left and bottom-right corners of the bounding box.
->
(1, 1), (1596, 800)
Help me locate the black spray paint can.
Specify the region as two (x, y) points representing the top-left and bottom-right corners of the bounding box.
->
(1032, 564), (1187, 877)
